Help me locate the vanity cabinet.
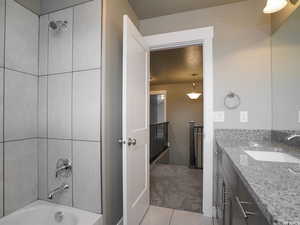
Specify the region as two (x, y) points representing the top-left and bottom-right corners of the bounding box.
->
(216, 147), (270, 225)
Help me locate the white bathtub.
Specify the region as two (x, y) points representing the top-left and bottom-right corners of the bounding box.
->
(0, 200), (103, 225)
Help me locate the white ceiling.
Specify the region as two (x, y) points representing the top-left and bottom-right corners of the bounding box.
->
(150, 46), (203, 85)
(129, 0), (246, 19)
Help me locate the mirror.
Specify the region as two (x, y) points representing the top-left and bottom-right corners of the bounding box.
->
(271, 6), (300, 131)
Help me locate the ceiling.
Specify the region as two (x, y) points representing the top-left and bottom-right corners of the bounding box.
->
(129, 0), (246, 19)
(150, 46), (203, 85)
(15, 0), (92, 15)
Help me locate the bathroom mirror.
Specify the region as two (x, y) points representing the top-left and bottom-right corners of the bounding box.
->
(271, 5), (300, 131)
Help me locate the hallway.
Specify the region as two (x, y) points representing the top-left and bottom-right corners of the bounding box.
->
(141, 206), (212, 225)
(150, 164), (203, 213)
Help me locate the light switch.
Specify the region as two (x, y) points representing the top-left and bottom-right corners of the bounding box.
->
(214, 111), (225, 122)
(240, 111), (248, 123)
(298, 111), (300, 123)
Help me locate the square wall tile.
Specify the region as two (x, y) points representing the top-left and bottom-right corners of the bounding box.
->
(39, 14), (49, 76)
(0, 68), (3, 142)
(47, 139), (72, 206)
(38, 77), (47, 138)
(73, 141), (101, 213)
(73, 70), (101, 141)
(38, 139), (47, 200)
(48, 74), (72, 139)
(4, 139), (38, 215)
(5, 69), (37, 141)
(48, 8), (73, 74)
(5, 0), (38, 75)
(73, 0), (101, 71)
(0, 0), (5, 67)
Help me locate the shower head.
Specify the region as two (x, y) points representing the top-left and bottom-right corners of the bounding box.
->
(49, 20), (68, 32)
(49, 21), (58, 30)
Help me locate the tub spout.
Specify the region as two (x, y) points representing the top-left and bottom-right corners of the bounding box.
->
(48, 183), (69, 200)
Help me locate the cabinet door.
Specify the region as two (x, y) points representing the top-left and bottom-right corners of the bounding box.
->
(231, 195), (248, 225)
(223, 181), (232, 225)
(237, 180), (270, 225)
(216, 167), (224, 225)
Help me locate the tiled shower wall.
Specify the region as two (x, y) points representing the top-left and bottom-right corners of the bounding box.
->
(0, 0), (102, 218)
(1, 0), (39, 216)
(38, 0), (102, 214)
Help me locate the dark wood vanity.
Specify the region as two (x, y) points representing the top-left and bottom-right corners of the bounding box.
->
(215, 147), (270, 225)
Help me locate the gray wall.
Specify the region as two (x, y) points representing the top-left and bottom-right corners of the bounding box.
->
(141, 0), (272, 130)
(271, 6), (300, 131)
(101, 0), (138, 224)
(151, 83), (203, 166)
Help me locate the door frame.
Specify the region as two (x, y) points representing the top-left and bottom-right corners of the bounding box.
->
(145, 26), (214, 217)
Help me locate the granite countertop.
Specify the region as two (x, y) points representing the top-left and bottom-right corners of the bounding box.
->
(215, 133), (300, 225)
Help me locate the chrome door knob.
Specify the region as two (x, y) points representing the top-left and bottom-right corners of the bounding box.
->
(128, 138), (137, 146)
(132, 138), (137, 146)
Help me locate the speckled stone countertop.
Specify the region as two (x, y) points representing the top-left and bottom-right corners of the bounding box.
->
(215, 130), (300, 225)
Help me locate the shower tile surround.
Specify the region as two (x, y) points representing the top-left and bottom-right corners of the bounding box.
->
(2, 0), (39, 217)
(0, 0), (102, 218)
(37, 0), (102, 214)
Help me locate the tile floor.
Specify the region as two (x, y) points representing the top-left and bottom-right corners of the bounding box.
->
(140, 206), (212, 225)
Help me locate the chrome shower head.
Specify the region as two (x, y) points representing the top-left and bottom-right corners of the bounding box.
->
(49, 21), (58, 30)
(49, 20), (68, 32)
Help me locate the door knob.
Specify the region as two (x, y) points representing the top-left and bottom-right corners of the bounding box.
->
(128, 138), (137, 146)
(132, 138), (137, 146)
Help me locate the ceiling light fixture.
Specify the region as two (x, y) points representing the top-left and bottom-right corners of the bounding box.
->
(263, 0), (298, 14)
(187, 82), (202, 100)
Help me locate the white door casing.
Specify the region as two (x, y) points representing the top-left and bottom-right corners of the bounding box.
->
(144, 27), (214, 217)
(122, 15), (150, 225)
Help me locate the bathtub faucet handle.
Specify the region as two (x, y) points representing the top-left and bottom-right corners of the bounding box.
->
(56, 159), (72, 178)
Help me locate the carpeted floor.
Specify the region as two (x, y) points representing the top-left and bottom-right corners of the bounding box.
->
(150, 164), (203, 213)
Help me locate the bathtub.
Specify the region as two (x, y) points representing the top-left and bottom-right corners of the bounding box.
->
(0, 200), (103, 225)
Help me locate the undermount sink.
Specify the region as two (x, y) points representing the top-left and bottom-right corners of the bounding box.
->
(245, 151), (300, 163)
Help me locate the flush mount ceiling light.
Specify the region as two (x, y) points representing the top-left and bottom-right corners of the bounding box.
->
(263, 0), (298, 14)
(187, 82), (202, 100)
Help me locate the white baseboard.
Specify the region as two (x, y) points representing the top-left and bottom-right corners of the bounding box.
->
(116, 218), (123, 225)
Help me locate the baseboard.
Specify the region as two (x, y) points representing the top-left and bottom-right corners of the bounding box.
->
(116, 218), (123, 225)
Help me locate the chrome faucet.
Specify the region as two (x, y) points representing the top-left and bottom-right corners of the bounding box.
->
(286, 134), (300, 141)
(48, 183), (69, 200)
(56, 159), (72, 178)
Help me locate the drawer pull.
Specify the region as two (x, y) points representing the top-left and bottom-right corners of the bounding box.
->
(235, 196), (256, 219)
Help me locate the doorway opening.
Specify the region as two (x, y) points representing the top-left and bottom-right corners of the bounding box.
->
(122, 17), (214, 224)
(149, 45), (204, 213)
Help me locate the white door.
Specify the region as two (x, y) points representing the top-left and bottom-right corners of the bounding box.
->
(122, 15), (150, 225)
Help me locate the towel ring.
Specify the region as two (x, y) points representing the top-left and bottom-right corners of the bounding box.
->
(224, 92), (241, 110)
